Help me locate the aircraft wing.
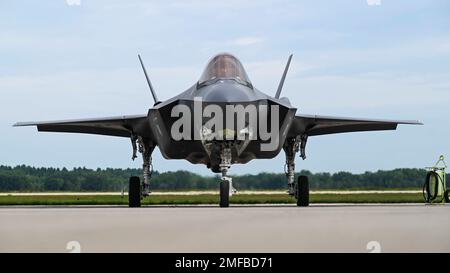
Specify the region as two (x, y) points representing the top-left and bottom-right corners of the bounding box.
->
(14, 114), (152, 138)
(288, 114), (422, 137)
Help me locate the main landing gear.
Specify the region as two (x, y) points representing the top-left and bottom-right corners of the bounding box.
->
(128, 135), (155, 208)
(284, 135), (309, 207)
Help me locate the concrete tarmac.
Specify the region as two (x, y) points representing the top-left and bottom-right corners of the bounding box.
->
(0, 204), (449, 253)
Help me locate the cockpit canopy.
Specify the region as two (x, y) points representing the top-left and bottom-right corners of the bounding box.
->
(198, 53), (252, 88)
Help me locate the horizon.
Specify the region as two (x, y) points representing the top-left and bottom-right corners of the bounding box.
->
(0, 163), (435, 177)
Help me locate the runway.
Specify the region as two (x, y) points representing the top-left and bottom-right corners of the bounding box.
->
(1, 204), (449, 253)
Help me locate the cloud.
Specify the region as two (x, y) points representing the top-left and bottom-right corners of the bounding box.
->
(366, 0), (381, 6)
(66, 0), (81, 6)
(231, 36), (264, 46)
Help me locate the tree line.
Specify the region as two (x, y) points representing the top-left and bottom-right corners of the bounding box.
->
(0, 165), (445, 192)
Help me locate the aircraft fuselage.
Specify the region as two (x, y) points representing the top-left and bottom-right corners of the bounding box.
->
(148, 80), (296, 172)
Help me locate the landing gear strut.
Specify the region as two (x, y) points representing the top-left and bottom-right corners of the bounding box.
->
(283, 135), (309, 206)
(129, 135), (155, 207)
(219, 147), (236, 207)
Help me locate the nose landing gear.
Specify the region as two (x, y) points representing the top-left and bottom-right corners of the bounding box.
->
(219, 147), (236, 207)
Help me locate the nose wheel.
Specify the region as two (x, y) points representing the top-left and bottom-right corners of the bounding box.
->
(220, 178), (230, 207)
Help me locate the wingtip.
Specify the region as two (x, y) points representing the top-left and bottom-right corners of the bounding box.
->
(13, 122), (35, 127)
(400, 120), (423, 125)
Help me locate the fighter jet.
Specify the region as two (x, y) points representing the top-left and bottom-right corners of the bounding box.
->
(15, 53), (422, 207)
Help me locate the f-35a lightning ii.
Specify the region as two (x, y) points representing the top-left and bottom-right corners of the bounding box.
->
(15, 53), (422, 207)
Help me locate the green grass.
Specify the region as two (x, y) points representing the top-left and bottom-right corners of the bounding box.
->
(0, 193), (424, 206)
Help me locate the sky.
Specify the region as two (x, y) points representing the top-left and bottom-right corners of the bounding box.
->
(0, 0), (449, 175)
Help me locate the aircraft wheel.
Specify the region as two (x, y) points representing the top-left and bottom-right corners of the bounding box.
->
(220, 179), (230, 207)
(296, 175), (309, 207)
(129, 176), (141, 207)
(445, 190), (450, 203)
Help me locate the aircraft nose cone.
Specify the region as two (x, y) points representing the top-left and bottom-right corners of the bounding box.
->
(199, 81), (253, 102)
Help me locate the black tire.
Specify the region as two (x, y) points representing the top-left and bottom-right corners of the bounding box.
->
(445, 190), (450, 203)
(297, 175), (309, 207)
(220, 180), (230, 207)
(129, 176), (141, 208)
